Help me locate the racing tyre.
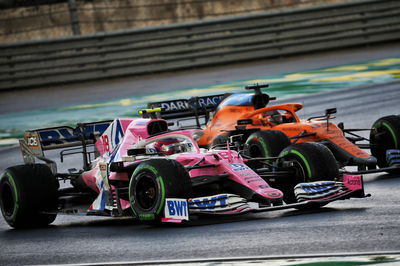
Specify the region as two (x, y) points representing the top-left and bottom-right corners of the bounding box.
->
(370, 115), (400, 172)
(278, 142), (339, 205)
(244, 130), (290, 169)
(129, 159), (193, 225)
(0, 164), (59, 228)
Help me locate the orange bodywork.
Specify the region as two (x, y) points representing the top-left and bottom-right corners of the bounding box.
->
(198, 103), (371, 161)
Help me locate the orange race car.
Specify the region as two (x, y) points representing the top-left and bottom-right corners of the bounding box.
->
(148, 84), (400, 174)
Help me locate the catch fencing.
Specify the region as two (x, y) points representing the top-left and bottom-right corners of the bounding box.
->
(1, 0), (399, 90)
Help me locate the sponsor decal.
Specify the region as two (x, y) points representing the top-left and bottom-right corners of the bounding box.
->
(24, 133), (39, 148)
(101, 135), (110, 152)
(297, 181), (337, 193)
(343, 174), (362, 190)
(139, 214), (155, 220)
(38, 122), (111, 148)
(241, 172), (257, 177)
(196, 96), (224, 107)
(230, 163), (250, 172)
(154, 95), (225, 112)
(159, 100), (189, 112)
(97, 119), (126, 154)
(346, 178), (361, 186)
(146, 147), (158, 154)
(99, 163), (107, 171)
(294, 181), (346, 201)
(189, 194), (228, 209)
(164, 198), (189, 220)
(267, 191), (282, 197)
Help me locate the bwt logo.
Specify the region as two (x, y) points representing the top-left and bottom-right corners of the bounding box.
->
(165, 199), (189, 220)
(189, 195), (227, 209)
(300, 182), (336, 193)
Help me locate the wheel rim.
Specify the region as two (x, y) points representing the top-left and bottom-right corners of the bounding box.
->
(247, 143), (269, 169)
(1, 182), (15, 217)
(135, 175), (158, 211)
(249, 144), (264, 158)
(372, 125), (396, 167)
(376, 126), (396, 149)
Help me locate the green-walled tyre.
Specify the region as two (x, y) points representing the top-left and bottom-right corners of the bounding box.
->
(278, 142), (339, 205)
(129, 159), (192, 225)
(0, 164), (59, 229)
(370, 115), (400, 172)
(244, 130), (290, 169)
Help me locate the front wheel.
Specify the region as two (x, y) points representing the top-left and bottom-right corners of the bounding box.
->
(370, 115), (400, 171)
(129, 159), (193, 225)
(0, 164), (59, 228)
(278, 142), (339, 205)
(244, 130), (290, 169)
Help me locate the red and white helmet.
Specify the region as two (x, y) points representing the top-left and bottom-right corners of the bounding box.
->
(154, 138), (180, 155)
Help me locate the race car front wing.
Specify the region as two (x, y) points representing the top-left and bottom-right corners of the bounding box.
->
(162, 174), (369, 223)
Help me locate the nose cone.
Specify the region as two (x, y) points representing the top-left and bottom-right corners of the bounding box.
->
(257, 187), (284, 200)
(352, 156), (377, 166)
(255, 187), (284, 206)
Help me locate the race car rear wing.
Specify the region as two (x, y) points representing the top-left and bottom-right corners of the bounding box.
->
(147, 93), (230, 120)
(20, 120), (113, 170)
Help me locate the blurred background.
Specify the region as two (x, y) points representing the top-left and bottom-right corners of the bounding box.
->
(0, 0), (352, 42)
(4, 0), (398, 91)
(0, 0), (399, 141)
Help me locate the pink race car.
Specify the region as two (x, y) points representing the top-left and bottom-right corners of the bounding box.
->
(0, 109), (368, 228)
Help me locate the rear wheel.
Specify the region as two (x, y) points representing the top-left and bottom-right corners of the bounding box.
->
(129, 159), (192, 225)
(370, 115), (400, 171)
(278, 142), (339, 205)
(0, 164), (59, 228)
(244, 130), (290, 169)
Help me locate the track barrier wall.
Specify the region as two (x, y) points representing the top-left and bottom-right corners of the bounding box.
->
(1, 0), (399, 90)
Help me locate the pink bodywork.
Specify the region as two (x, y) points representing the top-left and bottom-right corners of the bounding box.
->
(175, 151), (283, 201)
(81, 118), (283, 211)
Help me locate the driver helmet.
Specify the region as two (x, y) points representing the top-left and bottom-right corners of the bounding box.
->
(270, 113), (282, 124)
(259, 110), (282, 125)
(154, 138), (182, 155)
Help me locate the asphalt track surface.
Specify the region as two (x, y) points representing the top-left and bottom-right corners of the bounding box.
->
(0, 43), (400, 265)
